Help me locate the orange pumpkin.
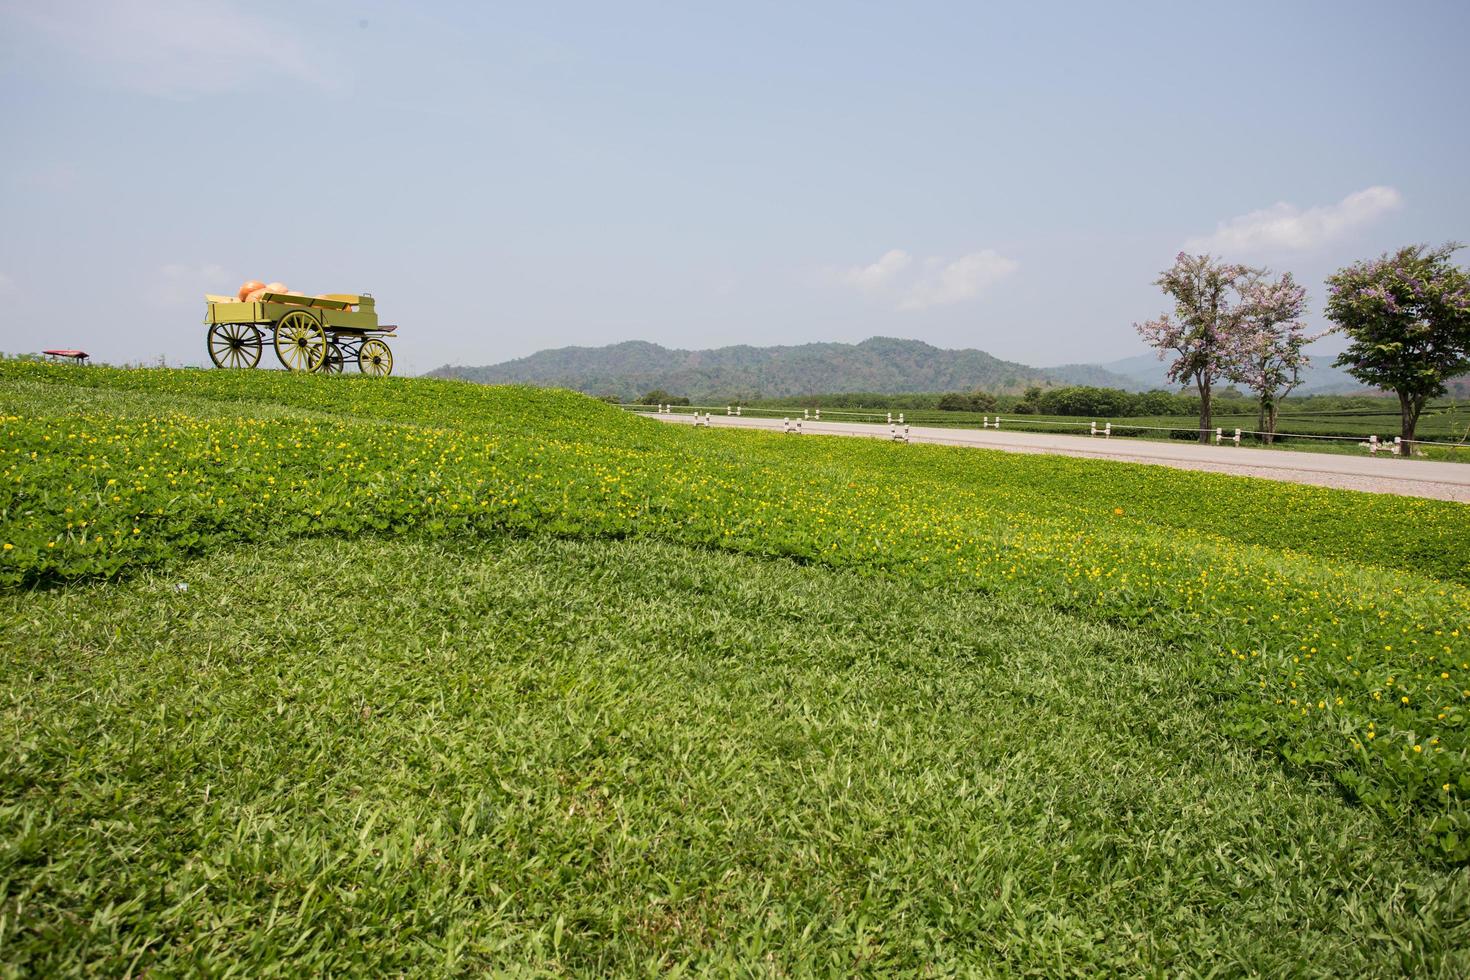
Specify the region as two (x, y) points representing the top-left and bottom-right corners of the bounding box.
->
(237, 280), (265, 302)
(244, 287), (268, 303)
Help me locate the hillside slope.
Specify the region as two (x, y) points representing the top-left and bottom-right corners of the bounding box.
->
(428, 336), (1138, 399)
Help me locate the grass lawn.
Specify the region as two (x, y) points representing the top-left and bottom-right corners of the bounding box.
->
(5, 535), (1467, 975)
(3, 362), (1469, 973)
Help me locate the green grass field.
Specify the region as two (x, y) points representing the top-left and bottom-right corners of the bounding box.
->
(4, 361), (1469, 973)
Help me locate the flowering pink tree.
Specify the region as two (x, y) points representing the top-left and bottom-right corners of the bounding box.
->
(1226, 271), (1317, 443)
(1326, 243), (1470, 456)
(1135, 253), (1256, 442)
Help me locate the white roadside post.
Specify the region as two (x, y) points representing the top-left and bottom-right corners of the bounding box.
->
(887, 412), (893, 425)
(899, 413), (905, 425)
(1233, 428), (1242, 446)
(736, 406), (742, 416)
(1104, 422), (1111, 438)
(1394, 436), (1403, 455)
(1369, 435), (1379, 454)
(803, 408), (809, 420)
(814, 408), (820, 420)
(1214, 427), (1222, 445)
(1090, 421), (1097, 437)
(726, 405), (732, 416)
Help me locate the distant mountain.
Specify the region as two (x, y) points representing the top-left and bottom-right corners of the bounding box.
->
(427, 337), (1140, 401)
(1043, 354), (1160, 390)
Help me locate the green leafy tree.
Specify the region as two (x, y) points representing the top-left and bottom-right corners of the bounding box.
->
(1326, 243), (1470, 456)
(1131, 390), (1182, 416)
(968, 389), (998, 412)
(636, 389), (690, 406)
(1038, 385), (1132, 417)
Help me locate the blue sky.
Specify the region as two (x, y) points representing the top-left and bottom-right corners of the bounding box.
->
(1, 0), (1467, 376)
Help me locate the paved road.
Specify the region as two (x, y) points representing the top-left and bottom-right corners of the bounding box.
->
(647, 412), (1470, 502)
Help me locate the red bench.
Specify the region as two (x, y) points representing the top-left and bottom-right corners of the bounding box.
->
(42, 349), (90, 364)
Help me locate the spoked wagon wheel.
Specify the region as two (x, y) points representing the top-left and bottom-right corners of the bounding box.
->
(321, 342), (346, 374)
(273, 310), (328, 372)
(358, 339), (393, 376)
(207, 323), (262, 369)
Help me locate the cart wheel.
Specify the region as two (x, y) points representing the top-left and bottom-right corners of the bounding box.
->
(207, 323), (262, 369)
(273, 310), (327, 372)
(358, 339), (393, 376)
(321, 342), (346, 374)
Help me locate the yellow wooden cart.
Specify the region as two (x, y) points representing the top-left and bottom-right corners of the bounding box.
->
(202, 292), (396, 375)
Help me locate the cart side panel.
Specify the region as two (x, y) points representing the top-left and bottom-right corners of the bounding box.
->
(321, 309), (380, 330)
(205, 301), (268, 324)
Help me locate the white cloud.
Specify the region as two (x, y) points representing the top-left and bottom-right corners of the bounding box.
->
(1, 0), (342, 98)
(1185, 185), (1402, 254)
(841, 249), (913, 293)
(899, 251), (1020, 311)
(832, 248), (1018, 311)
(153, 263), (229, 307)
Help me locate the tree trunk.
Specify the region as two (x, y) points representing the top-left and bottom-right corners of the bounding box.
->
(1398, 391), (1424, 459)
(1257, 392), (1279, 445)
(1197, 377), (1213, 444)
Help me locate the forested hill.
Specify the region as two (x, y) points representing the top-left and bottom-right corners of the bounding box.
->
(427, 337), (1138, 401)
